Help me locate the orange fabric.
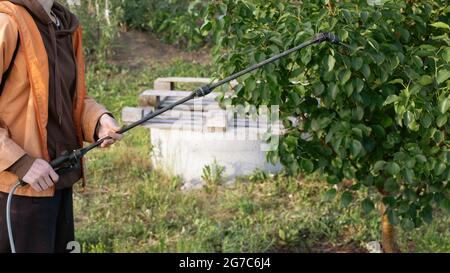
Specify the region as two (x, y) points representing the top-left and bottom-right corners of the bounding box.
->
(0, 2), (109, 197)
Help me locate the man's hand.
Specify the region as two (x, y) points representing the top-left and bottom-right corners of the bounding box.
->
(22, 159), (59, 192)
(96, 114), (123, 148)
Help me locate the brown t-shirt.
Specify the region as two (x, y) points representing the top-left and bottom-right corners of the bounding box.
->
(8, 0), (82, 189)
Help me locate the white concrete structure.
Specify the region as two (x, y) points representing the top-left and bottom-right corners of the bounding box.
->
(122, 77), (283, 189)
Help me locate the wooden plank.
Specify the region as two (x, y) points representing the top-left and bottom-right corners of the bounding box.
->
(154, 80), (174, 91)
(146, 119), (205, 125)
(139, 90), (219, 108)
(144, 124), (205, 132)
(141, 90), (220, 99)
(155, 77), (212, 84)
(156, 110), (207, 118)
(158, 103), (222, 112)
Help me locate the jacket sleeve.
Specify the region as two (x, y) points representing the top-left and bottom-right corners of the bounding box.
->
(81, 96), (111, 143)
(0, 14), (27, 173)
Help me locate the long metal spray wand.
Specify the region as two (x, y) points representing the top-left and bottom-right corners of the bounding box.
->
(6, 32), (342, 253)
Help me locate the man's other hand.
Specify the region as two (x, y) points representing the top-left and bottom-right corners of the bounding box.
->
(96, 114), (123, 148)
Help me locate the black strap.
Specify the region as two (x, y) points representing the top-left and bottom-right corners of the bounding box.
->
(0, 35), (20, 96)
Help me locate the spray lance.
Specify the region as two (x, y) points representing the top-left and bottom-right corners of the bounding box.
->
(5, 32), (346, 253)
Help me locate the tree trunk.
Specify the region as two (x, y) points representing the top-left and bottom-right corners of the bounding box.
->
(380, 204), (401, 253)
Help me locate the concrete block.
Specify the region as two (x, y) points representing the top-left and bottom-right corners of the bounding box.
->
(122, 107), (144, 124)
(206, 110), (227, 132)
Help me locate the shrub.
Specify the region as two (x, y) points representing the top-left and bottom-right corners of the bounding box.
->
(114, 0), (209, 49)
(67, 0), (120, 61)
(208, 0), (450, 251)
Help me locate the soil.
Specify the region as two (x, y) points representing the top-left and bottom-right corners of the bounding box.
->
(109, 29), (211, 69)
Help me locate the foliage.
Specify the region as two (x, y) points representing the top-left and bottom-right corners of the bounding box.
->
(68, 0), (120, 61)
(113, 0), (209, 49)
(208, 0), (450, 230)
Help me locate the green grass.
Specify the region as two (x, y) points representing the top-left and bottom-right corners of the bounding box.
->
(74, 59), (450, 253)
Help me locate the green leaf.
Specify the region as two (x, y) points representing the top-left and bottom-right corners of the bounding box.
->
(383, 196), (396, 207)
(345, 82), (354, 97)
(362, 198), (375, 214)
(431, 22), (450, 30)
(327, 176), (340, 185)
(200, 20), (212, 34)
(367, 38), (379, 51)
(397, 28), (410, 43)
(418, 75), (433, 86)
(372, 125), (386, 138)
(341, 191), (353, 208)
(389, 79), (404, 85)
(269, 36), (284, 47)
(384, 178), (399, 193)
(301, 48), (312, 65)
(323, 189), (337, 201)
(436, 114), (448, 128)
(360, 11), (369, 23)
(435, 162), (446, 176)
(328, 55), (336, 72)
(352, 106), (364, 121)
(362, 64), (371, 79)
(443, 48), (450, 62)
(329, 83), (339, 100)
(384, 95), (399, 105)
(412, 56), (423, 68)
(403, 111), (415, 129)
(416, 154), (427, 163)
(351, 139), (363, 157)
(437, 69), (450, 84)
(385, 162), (401, 176)
(352, 57), (363, 71)
(284, 135), (298, 148)
(421, 113), (433, 128)
(331, 135), (343, 152)
(340, 70), (352, 85)
(403, 168), (414, 184)
(420, 206), (433, 224)
(373, 160), (386, 173)
(387, 209), (399, 225)
(354, 78), (364, 93)
(245, 78), (256, 91)
(313, 82), (325, 96)
(301, 159), (314, 173)
(439, 97), (450, 114)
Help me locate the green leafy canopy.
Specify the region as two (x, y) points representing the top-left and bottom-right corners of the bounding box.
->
(208, 0), (450, 229)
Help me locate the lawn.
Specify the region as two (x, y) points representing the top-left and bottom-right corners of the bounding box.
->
(73, 58), (450, 253)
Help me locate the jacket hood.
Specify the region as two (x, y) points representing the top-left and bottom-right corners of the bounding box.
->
(7, 0), (78, 34)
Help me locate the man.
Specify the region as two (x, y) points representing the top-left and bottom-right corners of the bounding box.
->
(0, 0), (123, 253)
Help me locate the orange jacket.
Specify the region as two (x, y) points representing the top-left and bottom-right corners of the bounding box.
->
(0, 2), (109, 197)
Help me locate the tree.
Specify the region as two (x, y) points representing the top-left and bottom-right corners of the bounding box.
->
(208, 0), (450, 252)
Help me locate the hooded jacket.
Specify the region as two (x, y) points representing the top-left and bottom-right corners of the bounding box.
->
(0, 0), (110, 197)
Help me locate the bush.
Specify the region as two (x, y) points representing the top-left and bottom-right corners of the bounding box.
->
(68, 0), (120, 61)
(209, 0), (450, 249)
(115, 0), (209, 49)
